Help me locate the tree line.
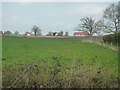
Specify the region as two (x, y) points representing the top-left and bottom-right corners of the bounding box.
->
(0, 26), (68, 36)
(0, 2), (119, 36)
(76, 2), (120, 36)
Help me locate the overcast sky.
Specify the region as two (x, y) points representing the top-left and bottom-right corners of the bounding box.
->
(1, 1), (118, 35)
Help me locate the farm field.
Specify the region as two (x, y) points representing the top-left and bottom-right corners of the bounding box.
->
(2, 36), (118, 88)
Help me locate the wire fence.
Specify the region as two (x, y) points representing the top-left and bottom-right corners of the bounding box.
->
(82, 38), (118, 52)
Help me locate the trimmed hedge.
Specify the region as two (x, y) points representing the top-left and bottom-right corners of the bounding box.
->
(103, 33), (120, 46)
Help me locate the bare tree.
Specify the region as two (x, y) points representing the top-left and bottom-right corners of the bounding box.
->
(4, 31), (12, 35)
(53, 32), (57, 36)
(14, 31), (19, 35)
(32, 26), (42, 36)
(57, 31), (64, 36)
(78, 17), (104, 36)
(36, 30), (42, 36)
(103, 3), (119, 33)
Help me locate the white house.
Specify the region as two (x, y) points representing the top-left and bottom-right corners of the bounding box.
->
(26, 32), (33, 36)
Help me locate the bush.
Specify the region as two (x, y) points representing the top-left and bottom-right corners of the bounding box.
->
(103, 33), (120, 46)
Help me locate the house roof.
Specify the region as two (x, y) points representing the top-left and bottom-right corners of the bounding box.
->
(27, 32), (33, 34)
(73, 32), (87, 35)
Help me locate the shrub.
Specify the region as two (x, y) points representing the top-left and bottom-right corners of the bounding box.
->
(103, 33), (120, 46)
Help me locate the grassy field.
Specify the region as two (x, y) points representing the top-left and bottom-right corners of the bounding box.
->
(2, 36), (118, 88)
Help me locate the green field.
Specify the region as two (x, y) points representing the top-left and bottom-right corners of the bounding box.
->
(2, 36), (118, 88)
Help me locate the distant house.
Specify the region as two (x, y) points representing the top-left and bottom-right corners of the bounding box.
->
(73, 32), (87, 36)
(26, 32), (33, 36)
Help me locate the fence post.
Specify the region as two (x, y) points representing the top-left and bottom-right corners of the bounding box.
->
(111, 42), (112, 47)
